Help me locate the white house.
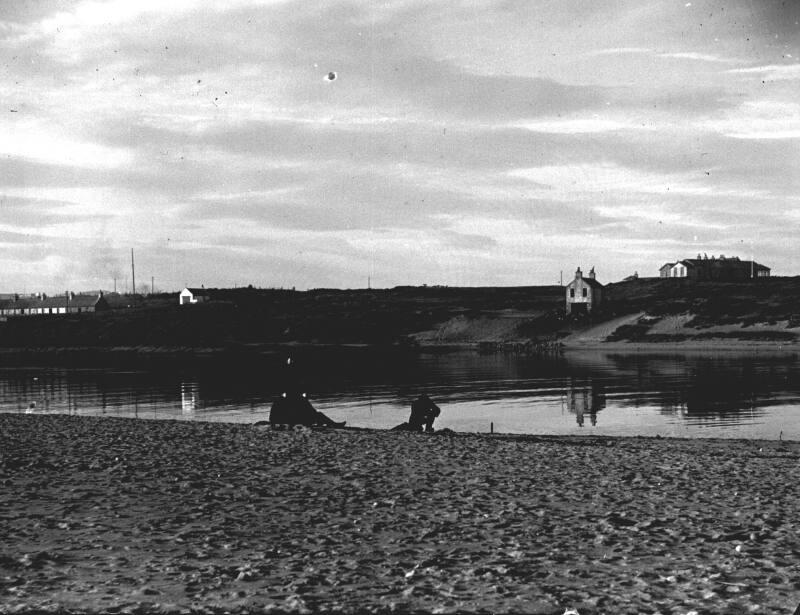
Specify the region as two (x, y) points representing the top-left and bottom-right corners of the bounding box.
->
(179, 287), (210, 305)
(565, 267), (603, 315)
(669, 261), (691, 278)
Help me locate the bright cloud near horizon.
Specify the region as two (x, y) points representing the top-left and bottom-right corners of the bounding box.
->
(2, 0), (799, 292)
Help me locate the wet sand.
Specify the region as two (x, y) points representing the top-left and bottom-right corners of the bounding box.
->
(1, 414), (799, 614)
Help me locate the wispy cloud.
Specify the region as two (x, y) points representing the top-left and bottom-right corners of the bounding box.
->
(516, 117), (637, 134)
(698, 101), (800, 140)
(657, 52), (733, 63)
(726, 64), (800, 80)
(508, 163), (716, 198)
(1, 119), (133, 169)
(594, 204), (728, 230)
(588, 47), (651, 56)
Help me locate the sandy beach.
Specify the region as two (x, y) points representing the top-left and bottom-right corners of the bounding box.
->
(1, 414), (799, 614)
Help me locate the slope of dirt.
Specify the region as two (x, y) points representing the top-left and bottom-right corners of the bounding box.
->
(560, 313), (645, 346)
(410, 311), (546, 344)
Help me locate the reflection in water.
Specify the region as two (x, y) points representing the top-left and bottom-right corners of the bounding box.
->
(567, 379), (606, 427)
(181, 382), (199, 416)
(0, 349), (798, 438)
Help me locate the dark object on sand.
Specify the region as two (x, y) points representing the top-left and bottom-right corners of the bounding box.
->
(393, 394), (441, 432)
(269, 357), (345, 428)
(269, 392), (344, 427)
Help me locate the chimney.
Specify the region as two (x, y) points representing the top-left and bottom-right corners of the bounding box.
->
(588, 267), (596, 280)
(575, 267), (583, 279)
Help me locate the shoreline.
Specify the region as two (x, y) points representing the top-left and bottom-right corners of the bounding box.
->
(2, 414), (799, 613)
(0, 338), (797, 367)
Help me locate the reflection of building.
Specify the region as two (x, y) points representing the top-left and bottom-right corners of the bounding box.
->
(567, 380), (606, 427)
(181, 382), (199, 415)
(565, 267), (603, 315)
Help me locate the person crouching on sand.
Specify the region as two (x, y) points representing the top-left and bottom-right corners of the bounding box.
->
(269, 358), (345, 428)
(393, 393), (441, 432)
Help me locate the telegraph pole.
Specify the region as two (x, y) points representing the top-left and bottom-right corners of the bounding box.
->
(131, 249), (136, 296)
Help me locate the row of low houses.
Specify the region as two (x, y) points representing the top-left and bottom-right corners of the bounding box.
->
(659, 254), (770, 280)
(0, 293), (109, 317)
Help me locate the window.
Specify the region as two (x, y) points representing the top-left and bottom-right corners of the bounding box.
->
(569, 289), (575, 298)
(582, 288), (588, 297)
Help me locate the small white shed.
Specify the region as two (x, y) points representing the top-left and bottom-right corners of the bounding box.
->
(179, 287), (210, 305)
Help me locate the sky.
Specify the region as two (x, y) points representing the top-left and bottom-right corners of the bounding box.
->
(2, 0), (799, 293)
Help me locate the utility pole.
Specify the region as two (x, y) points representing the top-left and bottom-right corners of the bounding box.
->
(131, 249), (136, 296)
(151, 276), (154, 295)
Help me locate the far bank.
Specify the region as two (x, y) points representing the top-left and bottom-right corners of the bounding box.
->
(0, 278), (798, 360)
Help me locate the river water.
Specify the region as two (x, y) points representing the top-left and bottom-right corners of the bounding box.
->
(2, 349), (799, 440)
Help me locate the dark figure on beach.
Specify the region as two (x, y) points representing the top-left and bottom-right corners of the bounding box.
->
(393, 394), (441, 432)
(269, 358), (345, 428)
(269, 391), (344, 427)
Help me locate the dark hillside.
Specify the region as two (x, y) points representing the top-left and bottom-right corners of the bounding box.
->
(603, 276), (800, 326)
(0, 286), (564, 350)
(1, 279), (797, 354)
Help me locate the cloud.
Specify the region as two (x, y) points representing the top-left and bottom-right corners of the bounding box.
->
(594, 204), (728, 230)
(508, 163), (717, 198)
(1, 118), (133, 169)
(589, 48), (731, 64)
(656, 52), (732, 63)
(1, 0), (799, 290)
(439, 230), (498, 252)
(516, 117), (637, 134)
(587, 47), (651, 56)
(698, 101), (800, 140)
(726, 64), (800, 81)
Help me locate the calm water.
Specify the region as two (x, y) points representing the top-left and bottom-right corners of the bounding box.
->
(2, 349), (800, 440)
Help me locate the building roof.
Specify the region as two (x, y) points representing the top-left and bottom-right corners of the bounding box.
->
(40, 294), (105, 308)
(662, 257), (770, 272)
(567, 276), (603, 289)
(581, 277), (604, 289)
(0, 294), (105, 309)
(182, 287), (210, 295)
